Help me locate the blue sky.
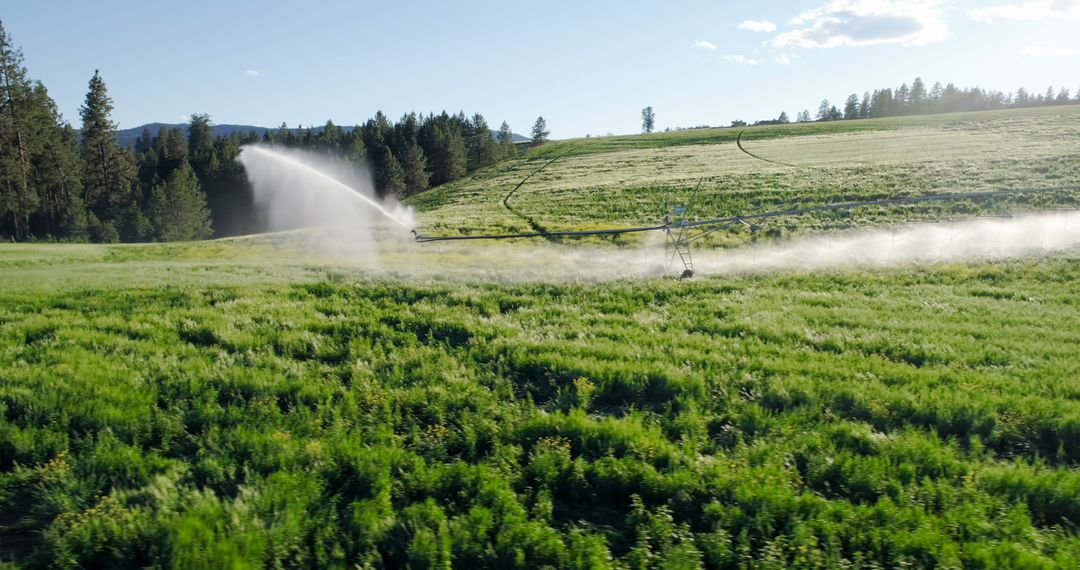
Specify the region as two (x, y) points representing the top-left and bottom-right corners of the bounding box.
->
(5, 0), (1079, 138)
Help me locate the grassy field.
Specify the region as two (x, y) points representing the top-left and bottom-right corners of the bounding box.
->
(409, 105), (1080, 245)
(1, 108), (1079, 568)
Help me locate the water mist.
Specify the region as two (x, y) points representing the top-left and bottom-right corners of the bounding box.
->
(237, 145), (415, 253)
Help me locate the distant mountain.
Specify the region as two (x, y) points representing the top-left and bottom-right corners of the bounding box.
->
(116, 124), (281, 147)
(115, 123), (529, 147)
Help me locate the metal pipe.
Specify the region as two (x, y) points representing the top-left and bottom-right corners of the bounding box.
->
(412, 186), (1079, 243)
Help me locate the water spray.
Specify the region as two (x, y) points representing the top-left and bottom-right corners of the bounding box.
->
(237, 143), (1077, 278)
(412, 186), (1080, 276)
(243, 146), (414, 231)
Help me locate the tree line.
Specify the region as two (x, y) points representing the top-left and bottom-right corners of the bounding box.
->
(0, 22), (532, 243)
(794, 77), (1079, 124)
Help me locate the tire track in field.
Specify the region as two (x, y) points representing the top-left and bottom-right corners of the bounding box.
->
(502, 145), (580, 240)
(736, 130), (822, 170)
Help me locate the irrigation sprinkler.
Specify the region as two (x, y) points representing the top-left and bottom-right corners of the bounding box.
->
(409, 136), (1078, 276)
(413, 186), (1080, 277)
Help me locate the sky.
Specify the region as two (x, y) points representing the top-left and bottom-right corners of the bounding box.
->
(4, 0), (1080, 138)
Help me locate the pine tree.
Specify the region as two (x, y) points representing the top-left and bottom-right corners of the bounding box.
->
(79, 70), (133, 230)
(28, 84), (84, 238)
(859, 92), (871, 119)
(816, 99), (832, 121)
(895, 83), (911, 112)
(777, 111), (789, 124)
(843, 94), (859, 120)
(375, 149), (406, 198)
(147, 163), (212, 241)
(641, 106), (655, 134)
(400, 141), (429, 196)
(531, 116), (549, 144)
(497, 121), (515, 159)
(1015, 87), (1029, 106)
(0, 21), (37, 238)
(187, 113), (215, 179)
(162, 128), (188, 178)
(910, 77), (927, 113)
(467, 112), (495, 169)
(929, 82), (944, 112)
(421, 114), (467, 186)
(319, 119), (343, 154)
(438, 124), (467, 184)
(201, 135), (254, 237)
(797, 110), (811, 123)
(343, 128), (366, 164)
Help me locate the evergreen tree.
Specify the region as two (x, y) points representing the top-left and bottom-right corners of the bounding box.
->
(870, 89), (894, 117)
(0, 21), (37, 238)
(641, 106), (655, 134)
(187, 113), (215, 179)
(1014, 87), (1029, 106)
(941, 83), (959, 112)
(420, 113), (467, 186)
(118, 201), (150, 242)
(147, 163), (212, 241)
(343, 128), (366, 165)
(163, 128), (188, 178)
(859, 92), (871, 119)
(434, 123), (467, 185)
(78, 70), (134, 231)
(797, 110), (811, 123)
(273, 122), (291, 145)
(777, 111), (789, 124)
(910, 77), (927, 113)
(202, 135), (254, 237)
(400, 141), (429, 196)
(496, 121), (515, 159)
(374, 149), (406, 198)
(531, 116), (549, 144)
(843, 94), (859, 120)
(28, 85), (84, 238)
(895, 83), (911, 111)
(466, 112), (495, 169)
(816, 99), (832, 121)
(318, 119), (343, 154)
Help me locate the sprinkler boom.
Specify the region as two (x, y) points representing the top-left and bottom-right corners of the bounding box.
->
(412, 186), (1080, 277)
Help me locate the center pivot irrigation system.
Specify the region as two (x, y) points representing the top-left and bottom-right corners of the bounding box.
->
(409, 140), (1079, 277)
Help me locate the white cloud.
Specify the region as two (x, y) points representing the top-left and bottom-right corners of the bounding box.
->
(773, 54), (793, 64)
(178, 114), (190, 122)
(1021, 42), (1080, 57)
(772, 0), (949, 49)
(970, 0), (1080, 22)
(737, 20), (777, 32)
(694, 40), (718, 50)
(245, 69), (263, 76)
(723, 54), (759, 65)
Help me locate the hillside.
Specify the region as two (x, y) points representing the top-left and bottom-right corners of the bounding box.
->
(407, 105), (1080, 243)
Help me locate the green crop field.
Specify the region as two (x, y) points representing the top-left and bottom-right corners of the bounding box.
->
(1, 107), (1079, 569)
(410, 105), (1080, 245)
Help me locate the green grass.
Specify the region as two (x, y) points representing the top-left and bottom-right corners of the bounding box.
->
(408, 105), (1080, 245)
(1, 107), (1080, 568)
